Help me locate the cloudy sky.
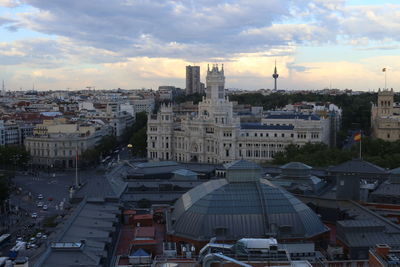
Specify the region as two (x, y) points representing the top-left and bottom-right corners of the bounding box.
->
(0, 0), (399, 91)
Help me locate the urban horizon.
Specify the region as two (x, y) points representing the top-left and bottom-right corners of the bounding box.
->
(0, 1), (399, 91)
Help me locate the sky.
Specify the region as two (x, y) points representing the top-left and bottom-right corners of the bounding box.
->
(0, 0), (399, 91)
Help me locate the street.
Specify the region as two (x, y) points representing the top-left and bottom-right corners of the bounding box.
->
(0, 148), (128, 260)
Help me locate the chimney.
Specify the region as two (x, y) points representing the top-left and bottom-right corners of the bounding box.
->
(375, 244), (390, 258)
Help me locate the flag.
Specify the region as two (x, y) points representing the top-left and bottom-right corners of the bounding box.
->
(382, 68), (387, 72)
(353, 132), (361, 142)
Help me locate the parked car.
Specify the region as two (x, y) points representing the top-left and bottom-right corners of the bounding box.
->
(36, 232), (42, 238)
(31, 213), (38, 218)
(37, 202), (43, 208)
(37, 194), (43, 200)
(42, 205), (48, 211)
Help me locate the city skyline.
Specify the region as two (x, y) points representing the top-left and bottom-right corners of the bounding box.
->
(0, 0), (399, 91)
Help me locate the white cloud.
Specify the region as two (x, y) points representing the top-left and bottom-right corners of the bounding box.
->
(0, 0), (400, 90)
(0, 0), (20, 7)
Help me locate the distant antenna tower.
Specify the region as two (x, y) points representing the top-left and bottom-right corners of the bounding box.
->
(272, 60), (279, 90)
(2, 80), (5, 93)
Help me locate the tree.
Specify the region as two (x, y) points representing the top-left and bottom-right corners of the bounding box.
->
(129, 127), (147, 157)
(174, 93), (205, 105)
(0, 146), (30, 170)
(273, 142), (354, 167)
(273, 138), (400, 169)
(127, 112), (148, 157)
(0, 174), (10, 207)
(80, 135), (118, 167)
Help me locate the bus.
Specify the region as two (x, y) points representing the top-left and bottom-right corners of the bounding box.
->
(8, 241), (26, 260)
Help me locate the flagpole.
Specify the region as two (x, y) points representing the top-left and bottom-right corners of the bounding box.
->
(385, 70), (387, 90)
(75, 144), (79, 187)
(359, 134), (362, 159)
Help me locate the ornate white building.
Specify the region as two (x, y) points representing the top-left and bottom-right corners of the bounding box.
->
(147, 65), (331, 164)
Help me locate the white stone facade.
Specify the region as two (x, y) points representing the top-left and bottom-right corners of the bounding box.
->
(371, 88), (400, 141)
(147, 65), (331, 164)
(25, 124), (109, 168)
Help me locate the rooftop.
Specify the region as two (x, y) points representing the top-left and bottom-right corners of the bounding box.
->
(328, 159), (388, 175)
(241, 123), (294, 130)
(170, 178), (327, 241)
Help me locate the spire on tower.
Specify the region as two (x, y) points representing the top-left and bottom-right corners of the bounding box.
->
(2, 80), (4, 92)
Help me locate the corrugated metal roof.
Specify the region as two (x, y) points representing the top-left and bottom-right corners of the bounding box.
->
(171, 178), (327, 241)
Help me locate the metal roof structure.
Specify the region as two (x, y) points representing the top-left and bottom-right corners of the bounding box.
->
(73, 167), (127, 201)
(328, 159), (387, 174)
(391, 167), (400, 175)
(297, 195), (400, 253)
(135, 161), (179, 168)
(170, 177), (328, 241)
(281, 162), (312, 170)
(224, 160), (262, 171)
(371, 182), (400, 197)
(35, 199), (120, 267)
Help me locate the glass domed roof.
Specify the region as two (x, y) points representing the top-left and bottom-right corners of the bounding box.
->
(170, 177), (327, 241)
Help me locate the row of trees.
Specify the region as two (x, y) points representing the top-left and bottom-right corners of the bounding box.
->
(80, 112), (149, 166)
(0, 173), (11, 208)
(0, 145), (30, 169)
(80, 135), (118, 167)
(273, 138), (400, 169)
(128, 112), (148, 157)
